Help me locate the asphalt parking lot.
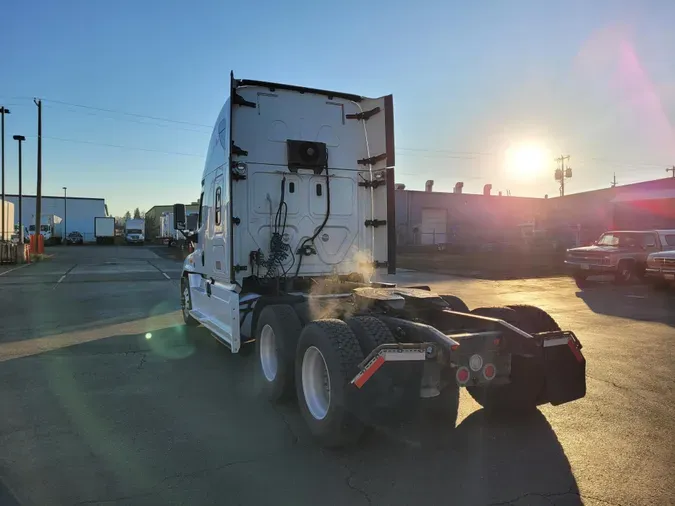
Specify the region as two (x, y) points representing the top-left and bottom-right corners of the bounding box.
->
(1, 246), (673, 506)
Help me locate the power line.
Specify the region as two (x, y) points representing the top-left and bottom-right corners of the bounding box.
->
(42, 104), (212, 134)
(39, 98), (213, 129)
(27, 135), (204, 158)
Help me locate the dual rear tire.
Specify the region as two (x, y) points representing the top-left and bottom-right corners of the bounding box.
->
(466, 305), (560, 413)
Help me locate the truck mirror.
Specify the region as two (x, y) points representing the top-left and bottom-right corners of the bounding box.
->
(173, 204), (186, 230)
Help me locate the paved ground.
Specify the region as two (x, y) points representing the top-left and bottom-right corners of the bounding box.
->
(1, 246), (673, 506)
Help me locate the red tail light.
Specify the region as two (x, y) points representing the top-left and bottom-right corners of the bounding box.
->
(483, 363), (496, 380)
(456, 367), (470, 385)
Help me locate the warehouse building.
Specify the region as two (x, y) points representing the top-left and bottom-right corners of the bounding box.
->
(145, 201), (200, 240)
(2, 194), (108, 243)
(396, 177), (675, 249)
(395, 181), (545, 247)
(544, 177), (675, 243)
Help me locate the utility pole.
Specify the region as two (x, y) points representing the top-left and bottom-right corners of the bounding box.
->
(63, 187), (67, 240)
(554, 155), (572, 196)
(667, 166), (675, 178)
(34, 99), (42, 250)
(13, 135), (26, 244)
(0, 106), (10, 241)
(611, 173), (617, 187)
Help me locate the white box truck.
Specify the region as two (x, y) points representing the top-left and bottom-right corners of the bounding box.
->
(124, 218), (145, 245)
(1, 200), (15, 241)
(172, 73), (587, 448)
(94, 217), (115, 245)
(29, 214), (63, 245)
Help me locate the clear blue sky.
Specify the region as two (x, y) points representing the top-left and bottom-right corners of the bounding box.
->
(2, 0), (674, 216)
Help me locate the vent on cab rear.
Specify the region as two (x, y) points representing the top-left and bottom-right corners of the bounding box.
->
(286, 140), (328, 174)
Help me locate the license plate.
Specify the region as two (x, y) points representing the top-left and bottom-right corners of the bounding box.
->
(665, 274), (675, 281)
(580, 264), (590, 270)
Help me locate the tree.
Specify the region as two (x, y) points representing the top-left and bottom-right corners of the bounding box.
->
(133, 208), (141, 219)
(124, 210), (131, 221)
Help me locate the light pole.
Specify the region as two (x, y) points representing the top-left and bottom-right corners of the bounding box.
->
(13, 135), (26, 245)
(0, 106), (10, 241)
(63, 187), (67, 243)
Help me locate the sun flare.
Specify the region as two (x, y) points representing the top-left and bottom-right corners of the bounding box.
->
(505, 144), (550, 178)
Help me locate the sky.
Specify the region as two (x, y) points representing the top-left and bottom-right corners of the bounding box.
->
(1, 0), (674, 217)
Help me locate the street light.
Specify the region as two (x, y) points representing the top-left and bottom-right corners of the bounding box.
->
(0, 106), (10, 241)
(63, 186), (67, 244)
(13, 135), (26, 245)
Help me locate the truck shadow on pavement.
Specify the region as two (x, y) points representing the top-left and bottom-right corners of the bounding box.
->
(1, 325), (582, 506)
(574, 283), (675, 327)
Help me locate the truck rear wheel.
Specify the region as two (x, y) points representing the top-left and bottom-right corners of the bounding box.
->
(438, 294), (470, 313)
(466, 306), (545, 413)
(255, 305), (303, 403)
(345, 316), (396, 354)
(295, 319), (365, 447)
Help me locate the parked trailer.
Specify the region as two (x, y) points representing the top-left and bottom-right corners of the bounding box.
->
(94, 217), (115, 245)
(161, 212), (198, 246)
(1, 200), (15, 241)
(174, 74), (587, 448)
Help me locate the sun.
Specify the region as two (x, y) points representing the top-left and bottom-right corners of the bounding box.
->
(505, 144), (550, 179)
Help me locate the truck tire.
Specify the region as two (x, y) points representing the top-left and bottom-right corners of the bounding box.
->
(255, 305), (303, 403)
(295, 319), (365, 447)
(505, 305), (561, 333)
(614, 260), (636, 284)
(180, 277), (199, 327)
(466, 306), (544, 413)
(345, 316), (396, 355)
(573, 273), (588, 288)
(438, 294), (470, 313)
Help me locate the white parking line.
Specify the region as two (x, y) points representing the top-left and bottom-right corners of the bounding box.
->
(625, 294), (647, 299)
(0, 263), (30, 276)
(162, 272), (171, 280)
(53, 275), (66, 289)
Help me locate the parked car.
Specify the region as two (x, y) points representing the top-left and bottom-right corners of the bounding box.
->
(66, 231), (84, 245)
(565, 229), (675, 286)
(645, 250), (675, 290)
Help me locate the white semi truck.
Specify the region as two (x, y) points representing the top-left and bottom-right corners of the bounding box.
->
(124, 218), (145, 245)
(173, 74), (587, 447)
(29, 214), (63, 245)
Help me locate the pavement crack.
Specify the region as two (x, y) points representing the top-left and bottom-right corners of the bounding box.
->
(487, 485), (579, 506)
(270, 404), (300, 445)
(342, 463), (372, 506)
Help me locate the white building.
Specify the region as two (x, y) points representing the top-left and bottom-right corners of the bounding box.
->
(2, 194), (108, 243)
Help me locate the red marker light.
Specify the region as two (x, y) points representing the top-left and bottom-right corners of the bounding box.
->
(493, 337), (501, 346)
(451, 344), (460, 351)
(456, 367), (470, 385)
(483, 364), (496, 380)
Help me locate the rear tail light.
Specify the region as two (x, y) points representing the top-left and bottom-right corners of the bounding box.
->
(456, 367), (470, 385)
(483, 363), (496, 381)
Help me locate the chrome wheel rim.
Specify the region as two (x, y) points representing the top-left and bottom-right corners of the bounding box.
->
(302, 346), (331, 420)
(259, 324), (278, 382)
(182, 284), (191, 319)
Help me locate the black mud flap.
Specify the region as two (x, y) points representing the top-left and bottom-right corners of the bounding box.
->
(543, 335), (586, 406)
(345, 361), (424, 427)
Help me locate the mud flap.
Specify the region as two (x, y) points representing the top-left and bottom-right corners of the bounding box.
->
(345, 360), (424, 427)
(543, 334), (586, 405)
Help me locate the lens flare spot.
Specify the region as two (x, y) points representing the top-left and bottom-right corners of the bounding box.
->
(145, 333), (152, 340)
